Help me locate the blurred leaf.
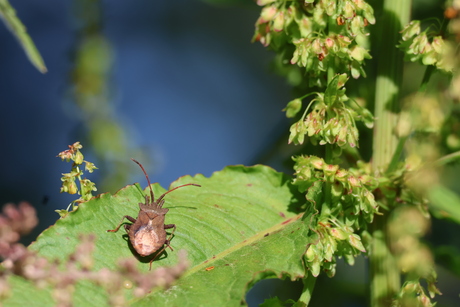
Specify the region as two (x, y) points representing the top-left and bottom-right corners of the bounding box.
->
(428, 185), (460, 224)
(6, 165), (313, 306)
(0, 0), (47, 73)
(5, 276), (54, 306)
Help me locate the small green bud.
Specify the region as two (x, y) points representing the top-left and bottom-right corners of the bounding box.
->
(291, 43), (300, 64)
(55, 209), (69, 218)
(60, 185), (68, 193)
(410, 33), (429, 54)
(324, 0), (336, 16)
(58, 150), (73, 162)
(310, 259), (321, 277)
(346, 126), (359, 147)
(284, 6), (295, 25)
(74, 151), (84, 165)
(299, 17), (313, 37)
(344, 253), (355, 266)
(348, 175), (361, 187)
(401, 20), (421, 41)
(260, 6), (277, 23)
(402, 280), (418, 293)
(431, 36), (445, 54)
(323, 163), (339, 178)
(329, 227), (348, 241)
(350, 16), (366, 36)
(348, 234), (366, 252)
(325, 37), (335, 50)
(323, 260), (336, 278)
(306, 244), (318, 262)
(288, 120), (307, 145)
(296, 164), (313, 181)
(335, 168), (348, 181)
(84, 161), (98, 173)
(336, 35), (351, 48)
(80, 179), (97, 198)
(311, 38), (323, 54)
(361, 2), (376, 25)
(343, 1), (355, 19)
(359, 108), (374, 128)
(310, 156), (324, 169)
(337, 126), (348, 146)
(350, 45), (371, 62)
(350, 60), (361, 79)
(283, 98), (302, 118)
(273, 11), (285, 32)
(427, 279), (442, 298)
(421, 44), (437, 65)
(67, 181), (78, 195)
(300, 43), (310, 67)
(73, 142), (82, 150)
(323, 239), (336, 262)
(313, 6), (327, 27)
(363, 189), (377, 211)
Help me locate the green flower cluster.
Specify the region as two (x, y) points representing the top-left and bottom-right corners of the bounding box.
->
(293, 155), (379, 276)
(254, 0), (375, 86)
(57, 142), (98, 217)
(399, 20), (454, 72)
(286, 74), (373, 147)
(305, 219), (366, 277)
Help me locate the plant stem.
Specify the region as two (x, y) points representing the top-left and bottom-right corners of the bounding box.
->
(298, 274), (317, 305)
(371, 0), (411, 306)
(322, 12), (337, 214)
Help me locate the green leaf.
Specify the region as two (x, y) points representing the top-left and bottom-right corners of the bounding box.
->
(4, 276), (54, 306)
(0, 0), (47, 73)
(428, 185), (460, 224)
(324, 75), (340, 106)
(8, 165), (314, 306)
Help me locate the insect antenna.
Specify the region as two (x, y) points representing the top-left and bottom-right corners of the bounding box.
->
(157, 183), (201, 206)
(131, 158), (155, 202)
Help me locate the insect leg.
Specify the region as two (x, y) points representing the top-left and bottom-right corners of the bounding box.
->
(148, 245), (168, 270)
(164, 224), (176, 251)
(107, 215), (136, 233)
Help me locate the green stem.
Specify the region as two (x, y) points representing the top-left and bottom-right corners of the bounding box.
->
(298, 274), (317, 305)
(371, 0), (411, 306)
(434, 150), (460, 166)
(322, 40), (336, 217)
(370, 214), (401, 306)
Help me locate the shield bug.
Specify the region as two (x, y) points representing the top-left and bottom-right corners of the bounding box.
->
(107, 158), (200, 269)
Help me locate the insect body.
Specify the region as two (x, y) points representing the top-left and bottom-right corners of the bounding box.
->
(107, 158), (200, 269)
